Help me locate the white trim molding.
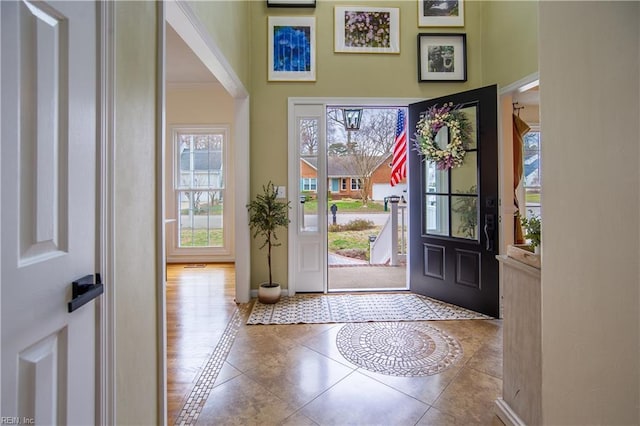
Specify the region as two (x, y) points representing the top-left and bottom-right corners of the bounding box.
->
(165, 0), (248, 99)
(498, 72), (539, 96)
(98, 1), (117, 424)
(495, 398), (526, 426)
(156, 2), (168, 424)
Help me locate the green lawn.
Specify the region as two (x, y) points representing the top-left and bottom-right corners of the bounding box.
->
(180, 228), (223, 247)
(304, 198), (385, 213)
(526, 192), (541, 203)
(328, 228), (380, 260)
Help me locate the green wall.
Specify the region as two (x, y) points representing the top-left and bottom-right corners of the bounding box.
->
(247, 0), (538, 289)
(482, 1), (538, 87)
(188, 0), (252, 90)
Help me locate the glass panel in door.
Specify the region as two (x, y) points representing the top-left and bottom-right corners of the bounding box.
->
(299, 117), (319, 232)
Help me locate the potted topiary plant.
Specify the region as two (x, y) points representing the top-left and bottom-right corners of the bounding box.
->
(247, 182), (291, 304)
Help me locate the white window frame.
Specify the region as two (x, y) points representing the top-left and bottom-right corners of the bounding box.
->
(522, 126), (541, 219)
(302, 177), (317, 192)
(351, 178), (362, 190)
(167, 125), (233, 262)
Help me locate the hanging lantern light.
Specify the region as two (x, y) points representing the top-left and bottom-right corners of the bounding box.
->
(342, 108), (363, 131)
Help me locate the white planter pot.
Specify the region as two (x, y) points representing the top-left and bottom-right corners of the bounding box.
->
(258, 282), (281, 304)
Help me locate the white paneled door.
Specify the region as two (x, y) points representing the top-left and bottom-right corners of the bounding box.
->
(288, 103), (326, 293)
(1, 1), (99, 424)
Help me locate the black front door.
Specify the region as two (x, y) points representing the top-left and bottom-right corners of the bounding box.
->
(408, 85), (499, 317)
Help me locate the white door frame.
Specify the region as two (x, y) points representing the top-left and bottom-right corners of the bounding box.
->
(159, 1), (251, 422)
(287, 97), (421, 296)
(97, 1), (116, 424)
(164, 0), (251, 304)
(496, 72), (539, 319)
(497, 72), (539, 255)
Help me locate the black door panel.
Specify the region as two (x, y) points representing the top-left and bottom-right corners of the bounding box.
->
(408, 85), (499, 317)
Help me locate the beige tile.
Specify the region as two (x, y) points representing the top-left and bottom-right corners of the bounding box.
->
(270, 323), (338, 344)
(417, 406), (458, 425)
(279, 411), (320, 426)
(196, 374), (298, 426)
(243, 344), (355, 408)
(299, 371), (430, 425)
(467, 340), (503, 379)
(225, 333), (285, 373)
(433, 367), (503, 425)
(358, 365), (463, 406)
(300, 323), (360, 369)
(213, 361), (242, 388)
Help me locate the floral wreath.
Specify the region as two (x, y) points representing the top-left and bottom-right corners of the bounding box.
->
(414, 102), (473, 170)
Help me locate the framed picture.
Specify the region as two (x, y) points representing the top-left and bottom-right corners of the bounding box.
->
(418, 0), (464, 27)
(334, 6), (400, 54)
(418, 33), (467, 82)
(267, 0), (316, 7)
(268, 16), (316, 81)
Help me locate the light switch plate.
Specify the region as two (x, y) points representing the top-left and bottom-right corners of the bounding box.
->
(276, 186), (286, 199)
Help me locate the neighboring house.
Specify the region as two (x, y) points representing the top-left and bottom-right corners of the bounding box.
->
(300, 154), (406, 201)
(179, 149), (223, 189)
(179, 149), (224, 211)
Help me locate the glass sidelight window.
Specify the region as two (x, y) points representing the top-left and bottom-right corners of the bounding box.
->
(175, 128), (227, 247)
(299, 117), (319, 232)
(424, 105), (479, 240)
(523, 129), (541, 219)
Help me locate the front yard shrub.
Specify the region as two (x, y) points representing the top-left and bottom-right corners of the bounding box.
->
(328, 219), (375, 232)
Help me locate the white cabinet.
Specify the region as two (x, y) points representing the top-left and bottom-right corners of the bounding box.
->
(495, 255), (542, 426)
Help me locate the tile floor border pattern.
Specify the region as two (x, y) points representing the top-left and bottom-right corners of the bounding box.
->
(173, 304), (247, 425)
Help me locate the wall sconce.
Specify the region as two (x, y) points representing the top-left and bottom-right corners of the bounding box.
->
(342, 108), (363, 131)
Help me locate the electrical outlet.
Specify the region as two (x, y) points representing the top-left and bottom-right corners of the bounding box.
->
(276, 186), (286, 199)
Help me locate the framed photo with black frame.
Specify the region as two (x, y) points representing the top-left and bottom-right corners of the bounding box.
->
(267, 0), (316, 7)
(418, 33), (467, 82)
(418, 0), (464, 27)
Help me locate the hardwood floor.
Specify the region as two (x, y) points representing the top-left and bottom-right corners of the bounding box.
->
(166, 263), (237, 424)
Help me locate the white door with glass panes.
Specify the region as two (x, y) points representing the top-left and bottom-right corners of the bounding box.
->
(1, 1), (100, 423)
(168, 126), (232, 262)
(288, 103), (326, 293)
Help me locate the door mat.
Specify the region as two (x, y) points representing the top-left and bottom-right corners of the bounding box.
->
(247, 293), (492, 325)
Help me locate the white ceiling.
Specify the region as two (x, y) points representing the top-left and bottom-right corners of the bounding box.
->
(165, 24), (217, 84)
(513, 86), (540, 106)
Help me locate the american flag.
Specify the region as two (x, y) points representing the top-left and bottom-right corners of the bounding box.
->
(390, 109), (407, 187)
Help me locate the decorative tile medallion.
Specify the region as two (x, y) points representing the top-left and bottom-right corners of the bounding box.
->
(336, 322), (463, 376)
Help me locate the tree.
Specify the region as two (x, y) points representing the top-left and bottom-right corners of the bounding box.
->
(179, 133), (223, 215)
(326, 108), (398, 205)
(299, 118), (318, 155)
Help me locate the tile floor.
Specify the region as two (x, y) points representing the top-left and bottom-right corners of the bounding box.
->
(167, 264), (505, 426)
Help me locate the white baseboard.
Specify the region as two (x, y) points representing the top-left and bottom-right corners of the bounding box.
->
(495, 398), (526, 426)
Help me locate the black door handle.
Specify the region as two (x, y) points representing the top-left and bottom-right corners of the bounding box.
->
(68, 273), (104, 313)
(484, 214), (495, 252)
